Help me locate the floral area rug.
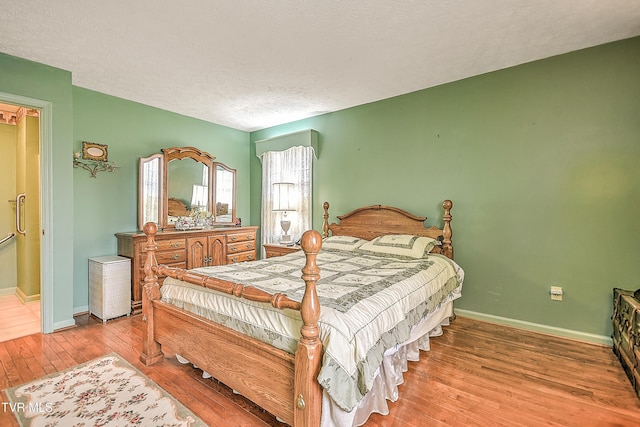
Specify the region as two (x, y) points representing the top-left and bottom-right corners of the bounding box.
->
(4, 353), (206, 427)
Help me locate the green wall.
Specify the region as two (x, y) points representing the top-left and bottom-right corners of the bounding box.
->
(250, 37), (640, 340)
(72, 87), (250, 310)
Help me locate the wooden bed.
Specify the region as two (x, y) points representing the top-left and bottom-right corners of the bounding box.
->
(140, 200), (454, 427)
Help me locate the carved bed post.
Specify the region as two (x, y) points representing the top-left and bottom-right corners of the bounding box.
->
(140, 222), (164, 365)
(442, 200), (454, 260)
(322, 202), (330, 238)
(294, 229), (323, 427)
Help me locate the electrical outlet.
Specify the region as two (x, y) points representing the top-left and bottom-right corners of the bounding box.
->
(550, 286), (563, 301)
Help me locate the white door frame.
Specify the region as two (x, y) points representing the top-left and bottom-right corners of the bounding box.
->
(0, 91), (54, 333)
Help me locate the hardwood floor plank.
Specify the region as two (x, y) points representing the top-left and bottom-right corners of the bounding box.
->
(1, 314), (639, 426)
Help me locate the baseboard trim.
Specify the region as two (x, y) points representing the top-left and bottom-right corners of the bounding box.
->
(53, 319), (76, 331)
(455, 308), (612, 347)
(0, 287), (17, 297)
(74, 305), (89, 315)
(15, 288), (41, 303)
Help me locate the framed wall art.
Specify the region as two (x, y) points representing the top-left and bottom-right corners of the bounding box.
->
(82, 141), (109, 161)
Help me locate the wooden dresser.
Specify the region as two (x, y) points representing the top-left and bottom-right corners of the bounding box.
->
(116, 226), (258, 314)
(612, 288), (640, 399)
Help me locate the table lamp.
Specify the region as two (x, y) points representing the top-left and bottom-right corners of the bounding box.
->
(272, 182), (295, 245)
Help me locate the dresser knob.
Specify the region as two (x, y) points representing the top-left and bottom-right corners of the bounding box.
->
(173, 254), (180, 260)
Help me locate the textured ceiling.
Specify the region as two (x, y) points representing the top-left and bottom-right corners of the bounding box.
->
(1, 1), (639, 132)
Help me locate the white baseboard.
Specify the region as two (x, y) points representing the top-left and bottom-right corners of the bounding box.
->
(455, 308), (612, 347)
(74, 305), (89, 315)
(52, 319), (76, 331)
(51, 306), (90, 332)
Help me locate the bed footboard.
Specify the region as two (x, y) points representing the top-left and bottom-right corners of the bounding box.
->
(140, 222), (323, 427)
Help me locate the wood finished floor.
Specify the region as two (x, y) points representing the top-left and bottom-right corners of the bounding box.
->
(0, 295), (40, 343)
(1, 314), (639, 427)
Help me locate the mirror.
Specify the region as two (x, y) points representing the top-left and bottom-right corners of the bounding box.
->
(165, 154), (212, 226)
(137, 146), (237, 230)
(138, 153), (163, 229)
(214, 162), (236, 223)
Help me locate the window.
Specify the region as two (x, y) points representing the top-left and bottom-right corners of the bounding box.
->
(260, 146), (313, 252)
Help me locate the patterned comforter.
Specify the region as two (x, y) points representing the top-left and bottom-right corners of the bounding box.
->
(160, 247), (463, 411)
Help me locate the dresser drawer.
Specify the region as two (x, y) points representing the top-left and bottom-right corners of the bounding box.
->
(227, 251), (256, 264)
(226, 231), (256, 243)
(228, 241), (255, 254)
(139, 250), (186, 265)
(140, 238), (186, 252)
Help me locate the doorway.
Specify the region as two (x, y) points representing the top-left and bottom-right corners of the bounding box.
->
(0, 101), (42, 341)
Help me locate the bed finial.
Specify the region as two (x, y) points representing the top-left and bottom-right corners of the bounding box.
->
(442, 200), (453, 259)
(322, 201), (330, 238)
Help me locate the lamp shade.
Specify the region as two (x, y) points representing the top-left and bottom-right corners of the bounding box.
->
(272, 182), (295, 212)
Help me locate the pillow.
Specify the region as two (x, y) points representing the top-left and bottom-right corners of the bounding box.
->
(322, 235), (368, 251)
(356, 234), (439, 259)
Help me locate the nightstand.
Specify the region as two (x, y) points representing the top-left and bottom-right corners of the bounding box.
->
(263, 243), (302, 258)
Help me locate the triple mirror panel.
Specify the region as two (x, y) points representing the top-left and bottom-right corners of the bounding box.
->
(138, 146), (236, 230)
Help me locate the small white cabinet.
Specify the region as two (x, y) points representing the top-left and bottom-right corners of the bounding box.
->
(89, 255), (131, 322)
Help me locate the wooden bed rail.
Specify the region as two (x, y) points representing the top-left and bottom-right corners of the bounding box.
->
(139, 222), (323, 425)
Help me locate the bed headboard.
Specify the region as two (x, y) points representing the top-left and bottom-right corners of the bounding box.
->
(322, 200), (454, 259)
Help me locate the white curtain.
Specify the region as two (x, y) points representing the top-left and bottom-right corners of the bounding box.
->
(261, 146), (313, 255)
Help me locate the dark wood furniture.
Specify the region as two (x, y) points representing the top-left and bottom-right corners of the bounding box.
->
(263, 243), (302, 258)
(139, 200), (454, 427)
(115, 226), (258, 314)
(612, 288), (640, 399)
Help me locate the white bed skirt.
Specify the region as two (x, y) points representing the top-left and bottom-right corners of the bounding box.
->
(176, 301), (454, 427)
(321, 301), (454, 427)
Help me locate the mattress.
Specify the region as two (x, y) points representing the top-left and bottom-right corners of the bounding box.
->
(160, 248), (463, 412)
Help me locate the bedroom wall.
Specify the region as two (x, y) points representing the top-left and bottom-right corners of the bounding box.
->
(249, 36), (640, 341)
(71, 87), (250, 312)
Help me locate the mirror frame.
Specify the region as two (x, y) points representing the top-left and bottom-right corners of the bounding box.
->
(162, 146), (215, 229)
